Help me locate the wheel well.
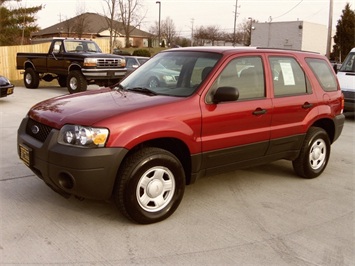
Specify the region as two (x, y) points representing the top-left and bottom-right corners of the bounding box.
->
(24, 62), (35, 70)
(126, 138), (193, 185)
(312, 118), (335, 143)
(68, 64), (82, 72)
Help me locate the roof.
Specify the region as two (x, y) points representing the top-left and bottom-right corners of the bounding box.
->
(32, 12), (152, 38)
(164, 46), (321, 56)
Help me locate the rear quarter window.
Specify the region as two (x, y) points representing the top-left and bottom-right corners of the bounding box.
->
(306, 58), (338, 92)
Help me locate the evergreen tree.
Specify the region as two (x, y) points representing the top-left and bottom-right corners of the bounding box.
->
(0, 0), (42, 45)
(332, 3), (355, 62)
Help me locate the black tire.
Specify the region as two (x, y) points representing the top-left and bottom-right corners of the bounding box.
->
(67, 70), (87, 93)
(114, 147), (185, 224)
(147, 77), (160, 88)
(24, 68), (40, 89)
(58, 75), (67, 87)
(292, 127), (330, 179)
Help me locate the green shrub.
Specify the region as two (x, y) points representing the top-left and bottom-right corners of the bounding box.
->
(132, 49), (151, 57)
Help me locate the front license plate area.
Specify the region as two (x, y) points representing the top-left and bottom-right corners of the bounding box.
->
(7, 87), (13, 95)
(19, 144), (32, 167)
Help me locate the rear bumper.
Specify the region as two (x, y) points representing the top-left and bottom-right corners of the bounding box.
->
(333, 113), (345, 143)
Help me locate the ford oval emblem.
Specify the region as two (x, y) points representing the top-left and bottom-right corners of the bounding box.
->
(31, 125), (40, 134)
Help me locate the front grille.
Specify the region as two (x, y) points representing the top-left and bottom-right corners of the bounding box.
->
(97, 58), (121, 67)
(26, 118), (53, 143)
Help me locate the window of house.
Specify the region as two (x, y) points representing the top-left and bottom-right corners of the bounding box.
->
(269, 57), (308, 96)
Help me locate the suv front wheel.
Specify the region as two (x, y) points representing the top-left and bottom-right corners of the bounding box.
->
(114, 147), (185, 224)
(293, 127), (330, 179)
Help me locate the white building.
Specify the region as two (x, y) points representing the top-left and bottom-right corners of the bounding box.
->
(251, 21), (329, 55)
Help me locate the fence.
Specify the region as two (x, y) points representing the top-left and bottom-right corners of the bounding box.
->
(0, 39), (111, 81)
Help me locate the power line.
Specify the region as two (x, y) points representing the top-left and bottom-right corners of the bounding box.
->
(273, 0), (304, 20)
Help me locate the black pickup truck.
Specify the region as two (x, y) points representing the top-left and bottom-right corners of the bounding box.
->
(16, 38), (126, 93)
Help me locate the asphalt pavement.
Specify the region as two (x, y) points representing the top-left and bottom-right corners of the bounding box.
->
(1, 85), (354, 265)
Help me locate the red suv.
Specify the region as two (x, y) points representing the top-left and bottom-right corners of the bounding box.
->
(18, 47), (345, 224)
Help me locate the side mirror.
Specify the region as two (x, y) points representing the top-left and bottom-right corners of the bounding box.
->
(213, 86), (239, 104)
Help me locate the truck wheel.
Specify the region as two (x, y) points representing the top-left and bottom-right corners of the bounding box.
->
(58, 75), (67, 87)
(67, 70), (87, 93)
(148, 77), (160, 88)
(24, 68), (40, 89)
(114, 147), (185, 224)
(292, 127), (330, 179)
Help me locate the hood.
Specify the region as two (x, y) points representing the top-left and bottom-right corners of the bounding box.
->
(28, 88), (181, 129)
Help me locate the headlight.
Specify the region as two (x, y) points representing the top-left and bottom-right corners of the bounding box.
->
(58, 125), (109, 148)
(84, 58), (98, 67)
(162, 75), (176, 82)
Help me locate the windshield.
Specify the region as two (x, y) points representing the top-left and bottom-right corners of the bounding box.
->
(64, 40), (102, 53)
(119, 51), (221, 97)
(339, 51), (355, 72)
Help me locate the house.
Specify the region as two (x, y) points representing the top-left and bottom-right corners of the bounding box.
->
(31, 12), (153, 48)
(250, 21), (330, 55)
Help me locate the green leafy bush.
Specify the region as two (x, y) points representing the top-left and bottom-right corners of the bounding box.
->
(132, 49), (151, 57)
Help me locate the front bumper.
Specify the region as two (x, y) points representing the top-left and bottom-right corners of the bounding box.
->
(82, 68), (127, 80)
(17, 117), (128, 200)
(342, 90), (355, 112)
(0, 84), (14, 98)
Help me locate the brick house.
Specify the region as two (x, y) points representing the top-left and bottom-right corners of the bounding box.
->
(31, 12), (153, 48)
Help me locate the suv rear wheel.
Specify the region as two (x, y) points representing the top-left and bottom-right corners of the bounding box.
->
(293, 127), (330, 178)
(114, 147), (185, 224)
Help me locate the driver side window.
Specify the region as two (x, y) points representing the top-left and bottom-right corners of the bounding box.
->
(207, 56), (265, 103)
(52, 41), (63, 54)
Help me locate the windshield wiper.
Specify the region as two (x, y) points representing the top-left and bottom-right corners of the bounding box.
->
(127, 87), (157, 96)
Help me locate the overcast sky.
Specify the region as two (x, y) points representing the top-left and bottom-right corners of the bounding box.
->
(24, 0), (351, 37)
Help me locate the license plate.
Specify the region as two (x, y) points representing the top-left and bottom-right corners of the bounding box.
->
(19, 144), (32, 167)
(7, 87), (13, 95)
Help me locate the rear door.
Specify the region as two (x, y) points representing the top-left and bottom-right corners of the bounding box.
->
(267, 55), (318, 155)
(200, 54), (273, 171)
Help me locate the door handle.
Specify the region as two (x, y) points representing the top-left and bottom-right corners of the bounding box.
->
(302, 102), (313, 109)
(253, 108), (267, 115)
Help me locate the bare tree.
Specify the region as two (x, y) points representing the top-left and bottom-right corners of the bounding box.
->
(194, 25), (222, 46)
(72, 13), (90, 38)
(162, 17), (176, 46)
(102, 0), (121, 53)
(117, 0), (145, 47)
(150, 16), (177, 46)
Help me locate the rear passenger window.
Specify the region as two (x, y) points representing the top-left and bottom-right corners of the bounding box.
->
(209, 56), (265, 101)
(306, 58), (338, 92)
(269, 57), (308, 96)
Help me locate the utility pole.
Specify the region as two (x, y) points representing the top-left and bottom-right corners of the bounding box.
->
(156, 1), (161, 47)
(191, 18), (194, 46)
(233, 0), (239, 46)
(326, 0), (333, 58)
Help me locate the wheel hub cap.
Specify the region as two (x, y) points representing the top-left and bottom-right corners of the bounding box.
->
(147, 179), (164, 198)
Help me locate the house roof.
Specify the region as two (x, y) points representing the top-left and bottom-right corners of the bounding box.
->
(32, 12), (152, 38)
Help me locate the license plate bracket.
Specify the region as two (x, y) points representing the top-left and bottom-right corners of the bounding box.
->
(19, 144), (32, 167)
